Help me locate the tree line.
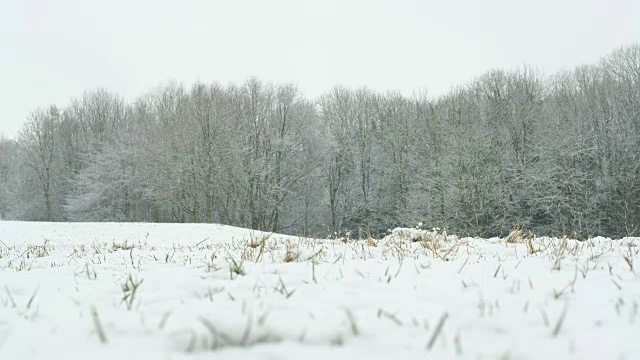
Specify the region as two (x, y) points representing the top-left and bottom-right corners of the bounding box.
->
(1, 44), (639, 239)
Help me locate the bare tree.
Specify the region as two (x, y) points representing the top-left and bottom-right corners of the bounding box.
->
(19, 106), (60, 221)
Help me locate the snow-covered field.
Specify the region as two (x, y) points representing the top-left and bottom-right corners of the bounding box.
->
(1, 222), (639, 359)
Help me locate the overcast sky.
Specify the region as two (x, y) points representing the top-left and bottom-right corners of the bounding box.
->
(1, 0), (638, 138)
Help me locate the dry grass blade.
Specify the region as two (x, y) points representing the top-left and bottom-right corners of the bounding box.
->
(506, 227), (524, 243)
(378, 308), (404, 326)
(121, 275), (144, 310)
(240, 310), (254, 345)
(199, 317), (234, 346)
(494, 264), (501, 278)
(344, 308), (359, 336)
(458, 256), (470, 274)
(4, 285), (16, 308)
(611, 278), (622, 290)
(427, 312), (449, 350)
(26, 285), (39, 309)
(552, 303), (569, 337)
(0, 238), (11, 250)
(526, 236), (537, 254)
(283, 244), (298, 263)
(255, 235), (271, 263)
(91, 306), (108, 344)
(158, 311), (172, 330)
(623, 249), (634, 273)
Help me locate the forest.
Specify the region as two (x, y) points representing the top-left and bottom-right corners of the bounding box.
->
(0, 44), (638, 239)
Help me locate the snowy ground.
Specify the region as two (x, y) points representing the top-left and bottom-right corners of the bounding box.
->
(0, 222), (639, 360)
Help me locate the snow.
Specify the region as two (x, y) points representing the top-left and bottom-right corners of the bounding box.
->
(1, 221), (639, 359)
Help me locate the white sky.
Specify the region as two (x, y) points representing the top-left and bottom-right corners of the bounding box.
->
(1, 0), (639, 138)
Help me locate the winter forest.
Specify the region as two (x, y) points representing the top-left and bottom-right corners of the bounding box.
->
(0, 44), (639, 239)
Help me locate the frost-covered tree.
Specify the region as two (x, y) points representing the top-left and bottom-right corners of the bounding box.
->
(18, 106), (62, 221)
(0, 136), (19, 219)
(5, 43), (640, 238)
